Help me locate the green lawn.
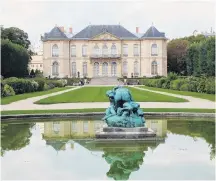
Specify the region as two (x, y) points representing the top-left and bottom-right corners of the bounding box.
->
(35, 86), (187, 104)
(137, 86), (215, 102)
(1, 108), (215, 115)
(1, 87), (72, 105)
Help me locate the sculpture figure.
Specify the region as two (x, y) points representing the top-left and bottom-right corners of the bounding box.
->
(103, 86), (145, 127)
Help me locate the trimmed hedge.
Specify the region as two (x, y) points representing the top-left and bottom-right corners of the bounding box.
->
(1, 77), (70, 98)
(141, 75), (215, 94)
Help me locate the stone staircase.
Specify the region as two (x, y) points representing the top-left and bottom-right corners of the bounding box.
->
(88, 77), (124, 85)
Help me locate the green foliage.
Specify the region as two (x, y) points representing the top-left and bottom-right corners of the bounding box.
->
(170, 79), (187, 90)
(179, 83), (190, 91)
(33, 78), (45, 91)
(1, 123), (34, 156)
(3, 78), (35, 94)
(35, 69), (43, 78)
(168, 35), (215, 76)
(1, 39), (30, 78)
(1, 27), (31, 49)
(2, 84), (15, 97)
(30, 69), (35, 77)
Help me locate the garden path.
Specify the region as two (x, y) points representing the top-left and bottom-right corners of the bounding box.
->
(1, 85), (215, 111)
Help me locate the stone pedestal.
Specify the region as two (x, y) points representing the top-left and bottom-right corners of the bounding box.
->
(95, 127), (156, 139)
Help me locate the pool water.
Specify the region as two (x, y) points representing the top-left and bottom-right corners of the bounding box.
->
(1, 117), (215, 180)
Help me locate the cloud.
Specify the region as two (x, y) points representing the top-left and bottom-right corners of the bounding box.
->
(0, 0), (215, 46)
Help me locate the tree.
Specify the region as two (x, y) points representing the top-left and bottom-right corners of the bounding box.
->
(1, 123), (34, 156)
(167, 39), (189, 75)
(30, 69), (35, 77)
(1, 27), (31, 49)
(1, 39), (30, 78)
(35, 69), (43, 77)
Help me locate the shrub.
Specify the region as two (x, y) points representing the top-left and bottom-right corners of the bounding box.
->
(31, 80), (39, 91)
(170, 79), (187, 90)
(43, 83), (50, 91)
(2, 84), (15, 97)
(162, 80), (171, 89)
(167, 72), (178, 81)
(197, 78), (206, 93)
(34, 78), (45, 91)
(205, 78), (215, 94)
(4, 78), (34, 94)
(155, 78), (166, 88)
(179, 83), (190, 91)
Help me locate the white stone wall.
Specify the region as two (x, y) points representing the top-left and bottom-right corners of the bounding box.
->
(43, 36), (167, 78)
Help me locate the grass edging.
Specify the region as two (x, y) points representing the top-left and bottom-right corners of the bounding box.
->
(1, 108), (215, 120)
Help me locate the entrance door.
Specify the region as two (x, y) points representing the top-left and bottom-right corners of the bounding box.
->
(102, 62), (108, 76)
(93, 62), (99, 77)
(111, 62), (117, 76)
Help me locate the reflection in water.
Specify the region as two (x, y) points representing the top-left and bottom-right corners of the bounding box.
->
(1, 118), (215, 180)
(1, 123), (34, 156)
(168, 120), (215, 160)
(75, 140), (161, 180)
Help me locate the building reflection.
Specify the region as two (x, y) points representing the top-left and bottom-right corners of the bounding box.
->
(41, 119), (167, 152)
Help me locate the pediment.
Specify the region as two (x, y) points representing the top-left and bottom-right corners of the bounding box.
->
(91, 32), (119, 40)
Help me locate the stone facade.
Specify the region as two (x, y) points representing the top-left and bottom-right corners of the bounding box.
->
(41, 25), (167, 78)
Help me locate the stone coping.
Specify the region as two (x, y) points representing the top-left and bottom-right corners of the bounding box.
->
(1, 112), (215, 120)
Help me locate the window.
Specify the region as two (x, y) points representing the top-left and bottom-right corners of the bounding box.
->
(71, 45), (76, 57)
(40, 64), (42, 67)
(71, 121), (77, 132)
(134, 61), (139, 76)
(133, 44), (139, 56)
(52, 44), (59, 57)
(53, 122), (60, 134)
(72, 62), (76, 77)
(123, 44), (128, 56)
(102, 44), (108, 56)
(83, 121), (88, 133)
(82, 45), (87, 57)
(151, 44), (158, 56)
(151, 61), (158, 75)
(52, 61), (59, 76)
(111, 44), (117, 56)
(32, 65), (34, 67)
(83, 62), (87, 77)
(122, 61), (128, 76)
(93, 44), (100, 56)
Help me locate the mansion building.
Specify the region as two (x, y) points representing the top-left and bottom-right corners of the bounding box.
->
(41, 25), (167, 78)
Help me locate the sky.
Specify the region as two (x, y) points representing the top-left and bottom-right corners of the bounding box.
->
(0, 0), (215, 50)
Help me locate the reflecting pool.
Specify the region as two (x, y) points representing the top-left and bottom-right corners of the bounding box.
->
(1, 118), (215, 180)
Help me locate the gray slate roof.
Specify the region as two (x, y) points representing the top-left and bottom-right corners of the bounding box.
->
(142, 26), (165, 38)
(72, 25), (138, 39)
(42, 27), (68, 41)
(41, 25), (166, 41)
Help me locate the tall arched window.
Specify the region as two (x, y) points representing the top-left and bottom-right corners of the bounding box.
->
(151, 44), (158, 56)
(151, 61), (158, 75)
(82, 45), (87, 57)
(83, 62), (87, 77)
(134, 61), (139, 76)
(122, 61), (128, 76)
(71, 45), (76, 57)
(93, 44), (100, 56)
(53, 122), (60, 134)
(52, 61), (59, 76)
(102, 44), (108, 56)
(93, 62), (99, 76)
(72, 62), (76, 77)
(52, 44), (59, 57)
(111, 44), (117, 56)
(123, 44), (128, 57)
(133, 44), (139, 56)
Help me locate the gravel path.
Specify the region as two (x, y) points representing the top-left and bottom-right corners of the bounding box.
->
(1, 86), (215, 111)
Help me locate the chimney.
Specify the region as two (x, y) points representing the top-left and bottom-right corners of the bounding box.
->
(136, 27), (139, 33)
(59, 26), (64, 32)
(69, 27), (73, 34)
